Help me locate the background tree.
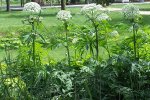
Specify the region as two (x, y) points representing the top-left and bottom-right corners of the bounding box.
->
(61, 0), (65, 10)
(6, 0), (10, 11)
(31, 0), (44, 5)
(95, 0), (113, 6)
(21, 0), (25, 7)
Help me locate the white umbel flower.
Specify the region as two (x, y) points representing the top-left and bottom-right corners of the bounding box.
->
(57, 10), (72, 21)
(81, 3), (110, 22)
(122, 4), (140, 20)
(23, 2), (41, 13)
(97, 13), (111, 21)
(81, 3), (102, 13)
(81, 3), (103, 19)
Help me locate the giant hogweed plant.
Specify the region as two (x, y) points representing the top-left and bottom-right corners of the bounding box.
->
(15, 2), (47, 96)
(69, 23), (117, 62)
(56, 10), (72, 66)
(122, 4), (141, 61)
(81, 3), (111, 60)
(68, 25), (96, 60)
(22, 2), (45, 67)
(113, 27), (149, 61)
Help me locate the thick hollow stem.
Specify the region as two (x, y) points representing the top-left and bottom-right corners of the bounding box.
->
(133, 23), (137, 61)
(32, 23), (36, 67)
(94, 25), (99, 61)
(6, 0), (10, 11)
(91, 20), (99, 60)
(61, 0), (65, 10)
(64, 22), (71, 66)
(32, 36), (35, 66)
(90, 43), (94, 57)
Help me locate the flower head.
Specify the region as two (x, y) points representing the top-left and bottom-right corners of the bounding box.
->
(97, 13), (111, 21)
(81, 3), (102, 13)
(122, 4), (140, 21)
(81, 3), (110, 22)
(57, 10), (72, 21)
(23, 2), (41, 13)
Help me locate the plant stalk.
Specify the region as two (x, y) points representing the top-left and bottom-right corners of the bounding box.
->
(94, 25), (99, 61)
(32, 23), (36, 67)
(133, 23), (137, 61)
(64, 22), (71, 66)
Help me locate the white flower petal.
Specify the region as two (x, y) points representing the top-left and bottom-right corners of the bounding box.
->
(23, 2), (41, 13)
(122, 4), (140, 20)
(57, 10), (72, 21)
(96, 13), (111, 21)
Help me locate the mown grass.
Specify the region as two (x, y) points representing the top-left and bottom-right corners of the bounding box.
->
(109, 3), (150, 11)
(0, 8), (86, 34)
(1, 3), (150, 32)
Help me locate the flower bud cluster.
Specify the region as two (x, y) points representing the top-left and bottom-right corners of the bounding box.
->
(122, 4), (140, 21)
(57, 10), (72, 21)
(23, 2), (41, 13)
(81, 3), (110, 22)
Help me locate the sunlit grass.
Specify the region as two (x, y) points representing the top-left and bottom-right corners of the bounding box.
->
(109, 3), (150, 11)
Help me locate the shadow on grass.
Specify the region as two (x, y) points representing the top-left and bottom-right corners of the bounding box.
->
(0, 8), (77, 18)
(140, 8), (150, 11)
(0, 12), (57, 18)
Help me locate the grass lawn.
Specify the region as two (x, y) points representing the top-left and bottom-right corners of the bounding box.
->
(109, 3), (150, 11)
(1, 3), (150, 31)
(0, 8), (86, 34)
(0, 4), (150, 61)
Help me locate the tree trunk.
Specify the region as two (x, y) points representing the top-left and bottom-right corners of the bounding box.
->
(21, 0), (24, 7)
(85, 0), (88, 3)
(70, 0), (76, 4)
(6, 0), (10, 11)
(31, 0), (44, 5)
(66, 0), (69, 5)
(1, 0), (2, 7)
(61, 0), (65, 10)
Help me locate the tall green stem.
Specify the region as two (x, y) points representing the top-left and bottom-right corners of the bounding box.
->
(90, 43), (94, 58)
(32, 23), (36, 67)
(64, 22), (71, 66)
(94, 24), (99, 61)
(133, 23), (137, 61)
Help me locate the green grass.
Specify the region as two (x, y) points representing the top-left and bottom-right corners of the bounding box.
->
(109, 3), (150, 11)
(0, 3), (150, 33)
(0, 7), (86, 61)
(1, 5), (150, 33)
(0, 8), (85, 34)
